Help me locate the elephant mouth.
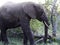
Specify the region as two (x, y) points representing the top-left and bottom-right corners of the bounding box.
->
(44, 21), (49, 28)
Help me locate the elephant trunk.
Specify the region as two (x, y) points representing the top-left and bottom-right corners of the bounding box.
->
(43, 19), (50, 43)
(42, 12), (50, 28)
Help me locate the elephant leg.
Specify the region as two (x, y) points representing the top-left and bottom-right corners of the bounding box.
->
(0, 33), (1, 41)
(23, 32), (28, 45)
(20, 18), (35, 45)
(1, 28), (9, 45)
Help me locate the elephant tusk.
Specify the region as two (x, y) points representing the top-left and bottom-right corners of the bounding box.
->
(44, 21), (49, 28)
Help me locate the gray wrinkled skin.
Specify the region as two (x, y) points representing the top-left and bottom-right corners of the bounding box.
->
(0, 2), (49, 45)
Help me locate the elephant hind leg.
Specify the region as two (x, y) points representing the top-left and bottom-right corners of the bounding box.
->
(1, 28), (9, 45)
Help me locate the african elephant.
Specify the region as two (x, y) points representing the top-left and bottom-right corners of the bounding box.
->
(0, 2), (50, 45)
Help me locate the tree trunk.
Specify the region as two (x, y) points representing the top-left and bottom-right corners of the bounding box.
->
(51, 0), (57, 37)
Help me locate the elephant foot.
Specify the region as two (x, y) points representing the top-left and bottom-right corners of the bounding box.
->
(31, 44), (36, 45)
(30, 42), (36, 45)
(23, 43), (28, 45)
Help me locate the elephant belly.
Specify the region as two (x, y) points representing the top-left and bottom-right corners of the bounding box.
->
(0, 21), (20, 29)
(6, 21), (20, 29)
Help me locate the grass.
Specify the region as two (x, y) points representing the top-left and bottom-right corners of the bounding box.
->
(0, 37), (23, 45)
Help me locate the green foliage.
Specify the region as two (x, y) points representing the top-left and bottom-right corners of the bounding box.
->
(30, 19), (45, 35)
(30, 19), (43, 31)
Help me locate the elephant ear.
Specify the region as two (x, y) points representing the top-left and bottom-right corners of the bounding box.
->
(23, 4), (36, 19)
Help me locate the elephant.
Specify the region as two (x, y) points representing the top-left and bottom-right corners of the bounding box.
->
(0, 2), (50, 45)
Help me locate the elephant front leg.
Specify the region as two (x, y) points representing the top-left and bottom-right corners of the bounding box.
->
(1, 28), (9, 45)
(23, 32), (28, 45)
(20, 19), (35, 45)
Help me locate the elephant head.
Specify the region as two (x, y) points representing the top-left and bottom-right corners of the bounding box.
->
(23, 2), (50, 28)
(36, 9), (50, 28)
